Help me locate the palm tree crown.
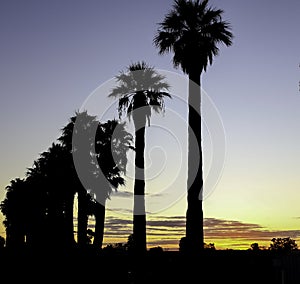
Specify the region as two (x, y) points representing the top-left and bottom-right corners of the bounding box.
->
(109, 61), (171, 126)
(154, 0), (233, 75)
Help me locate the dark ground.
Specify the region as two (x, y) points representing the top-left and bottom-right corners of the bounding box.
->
(1, 248), (299, 284)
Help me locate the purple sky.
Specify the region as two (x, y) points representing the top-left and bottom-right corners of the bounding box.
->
(1, 0), (300, 248)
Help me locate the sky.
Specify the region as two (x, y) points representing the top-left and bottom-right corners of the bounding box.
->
(1, 0), (300, 250)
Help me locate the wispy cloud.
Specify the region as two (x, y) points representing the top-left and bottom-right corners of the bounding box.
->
(105, 207), (152, 214)
(100, 215), (300, 249)
(110, 190), (132, 198)
(109, 191), (165, 198)
(204, 218), (300, 241)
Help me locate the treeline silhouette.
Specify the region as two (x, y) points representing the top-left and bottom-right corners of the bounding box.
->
(1, 0), (300, 282)
(0, 111), (133, 251)
(0, 85), (299, 284)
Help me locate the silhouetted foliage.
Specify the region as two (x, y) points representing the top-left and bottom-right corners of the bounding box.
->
(250, 243), (260, 251)
(0, 111), (132, 251)
(0, 178), (32, 247)
(148, 246), (164, 254)
(251, 242), (259, 250)
(86, 229), (95, 245)
(59, 111), (133, 248)
(179, 236), (188, 253)
(204, 242), (216, 250)
(179, 236), (216, 253)
(0, 236), (5, 248)
(102, 242), (128, 254)
(269, 237), (298, 253)
(125, 233), (135, 253)
(154, 0), (233, 253)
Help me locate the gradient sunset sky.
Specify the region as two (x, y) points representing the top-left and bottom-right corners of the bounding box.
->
(1, 0), (300, 250)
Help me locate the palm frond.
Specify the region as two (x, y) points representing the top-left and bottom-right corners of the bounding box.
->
(110, 61), (171, 123)
(154, 0), (233, 74)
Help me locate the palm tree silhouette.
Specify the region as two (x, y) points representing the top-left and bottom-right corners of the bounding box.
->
(38, 143), (76, 248)
(1, 111), (132, 251)
(59, 111), (100, 247)
(26, 143), (77, 248)
(59, 111), (133, 248)
(154, 0), (233, 252)
(92, 119), (133, 248)
(109, 61), (171, 253)
(0, 178), (28, 247)
(1, 143), (76, 250)
(25, 157), (50, 247)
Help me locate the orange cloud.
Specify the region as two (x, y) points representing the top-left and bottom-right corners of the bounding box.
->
(98, 215), (300, 250)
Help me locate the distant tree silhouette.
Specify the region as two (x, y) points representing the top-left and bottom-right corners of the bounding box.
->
(269, 237), (298, 253)
(109, 61), (171, 254)
(250, 243), (260, 251)
(10, 143), (76, 249)
(204, 242), (215, 250)
(125, 233), (135, 253)
(102, 242), (128, 255)
(92, 119), (132, 248)
(0, 236), (5, 248)
(180, 237), (215, 252)
(59, 111), (133, 249)
(148, 246), (164, 254)
(0, 178), (28, 247)
(39, 143), (76, 248)
(59, 111), (99, 248)
(86, 228), (95, 245)
(1, 111), (132, 251)
(24, 160), (51, 247)
(154, 0), (233, 252)
(179, 236), (188, 253)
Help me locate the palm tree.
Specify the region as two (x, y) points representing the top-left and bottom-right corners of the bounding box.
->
(154, 0), (233, 252)
(59, 111), (133, 249)
(92, 119), (133, 248)
(109, 61), (171, 253)
(1, 111), (132, 251)
(25, 157), (51, 247)
(0, 178), (28, 247)
(26, 143), (77, 248)
(59, 111), (100, 247)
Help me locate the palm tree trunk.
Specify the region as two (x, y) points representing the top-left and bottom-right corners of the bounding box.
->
(77, 188), (88, 247)
(93, 200), (105, 249)
(186, 70), (204, 253)
(133, 115), (147, 254)
(64, 192), (75, 248)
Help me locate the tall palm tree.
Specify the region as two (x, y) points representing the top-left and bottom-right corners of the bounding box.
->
(109, 61), (171, 253)
(154, 0), (233, 252)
